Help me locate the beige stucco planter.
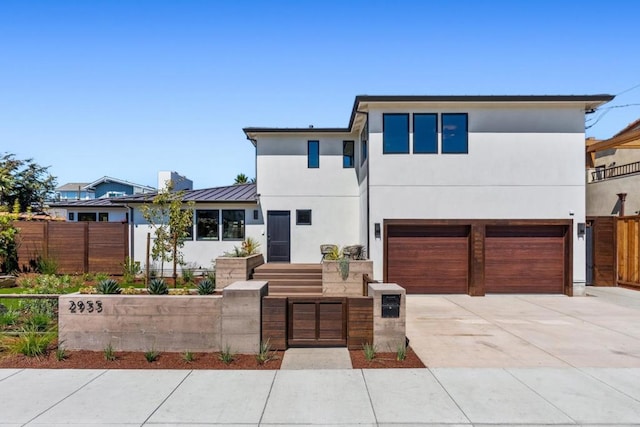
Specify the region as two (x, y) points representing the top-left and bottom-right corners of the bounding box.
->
(322, 260), (373, 297)
(215, 253), (264, 289)
(58, 281), (268, 353)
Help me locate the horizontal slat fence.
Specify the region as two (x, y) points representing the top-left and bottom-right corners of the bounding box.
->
(15, 221), (128, 274)
(617, 216), (640, 287)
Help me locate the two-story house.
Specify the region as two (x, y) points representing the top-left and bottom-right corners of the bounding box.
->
(244, 95), (613, 296)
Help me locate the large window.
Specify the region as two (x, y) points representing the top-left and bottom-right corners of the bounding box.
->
(343, 140), (354, 168)
(308, 140), (319, 168)
(413, 113), (438, 154)
(78, 212), (97, 221)
(222, 209), (245, 240)
(196, 209), (219, 240)
(442, 113), (468, 154)
(98, 212), (109, 222)
(383, 114), (409, 154)
(360, 121), (368, 165)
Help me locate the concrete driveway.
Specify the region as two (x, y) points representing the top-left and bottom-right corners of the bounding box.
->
(407, 286), (640, 368)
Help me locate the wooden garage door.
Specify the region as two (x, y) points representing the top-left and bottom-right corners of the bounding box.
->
(387, 225), (469, 294)
(485, 225), (566, 293)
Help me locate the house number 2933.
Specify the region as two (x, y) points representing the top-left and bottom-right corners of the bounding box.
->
(68, 300), (103, 314)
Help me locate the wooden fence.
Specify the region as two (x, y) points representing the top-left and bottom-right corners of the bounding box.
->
(15, 221), (128, 275)
(617, 216), (640, 287)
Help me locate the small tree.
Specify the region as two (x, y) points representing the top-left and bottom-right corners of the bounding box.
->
(0, 204), (19, 273)
(234, 173), (249, 184)
(140, 183), (194, 286)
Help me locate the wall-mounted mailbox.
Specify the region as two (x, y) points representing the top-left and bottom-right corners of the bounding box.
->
(578, 222), (586, 237)
(382, 294), (401, 318)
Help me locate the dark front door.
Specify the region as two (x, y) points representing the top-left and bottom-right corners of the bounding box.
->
(267, 211), (290, 263)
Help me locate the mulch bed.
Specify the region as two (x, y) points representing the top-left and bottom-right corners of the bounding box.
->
(350, 347), (425, 369)
(0, 350), (284, 370)
(0, 346), (425, 370)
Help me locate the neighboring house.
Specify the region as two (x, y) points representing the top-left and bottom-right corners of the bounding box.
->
(85, 176), (155, 199)
(121, 183), (261, 270)
(158, 171), (193, 191)
(49, 198), (129, 223)
(54, 182), (94, 200)
(244, 94), (613, 296)
(50, 176), (157, 221)
(586, 118), (640, 216)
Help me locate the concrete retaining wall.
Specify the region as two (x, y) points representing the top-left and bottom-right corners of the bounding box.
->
(58, 281), (268, 353)
(215, 253), (264, 289)
(322, 260), (373, 296)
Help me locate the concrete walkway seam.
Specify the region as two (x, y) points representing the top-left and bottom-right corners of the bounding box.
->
(0, 368), (24, 383)
(257, 368), (279, 426)
(141, 370), (193, 426)
(22, 369), (108, 426)
(426, 368), (472, 425)
(360, 368), (380, 425)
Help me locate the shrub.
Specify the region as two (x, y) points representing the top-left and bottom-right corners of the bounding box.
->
(218, 345), (235, 364)
(148, 278), (168, 295)
(103, 343), (116, 361)
(223, 237), (261, 257)
(11, 327), (54, 357)
(363, 342), (376, 361)
(144, 349), (159, 362)
(0, 309), (19, 326)
(36, 256), (58, 275)
(182, 350), (194, 363)
(255, 339), (275, 365)
(197, 278), (215, 295)
(24, 310), (51, 331)
(56, 344), (67, 361)
(94, 272), (110, 283)
(96, 279), (121, 295)
(396, 340), (407, 361)
(122, 257), (141, 284)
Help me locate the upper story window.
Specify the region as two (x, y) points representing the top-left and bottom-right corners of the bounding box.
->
(361, 122), (368, 165)
(308, 140), (319, 168)
(196, 209), (219, 241)
(413, 114), (438, 154)
(383, 114), (409, 154)
(442, 113), (468, 154)
(343, 140), (354, 168)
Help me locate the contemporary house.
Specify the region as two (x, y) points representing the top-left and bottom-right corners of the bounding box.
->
(54, 182), (93, 201)
(244, 94), (614, 296)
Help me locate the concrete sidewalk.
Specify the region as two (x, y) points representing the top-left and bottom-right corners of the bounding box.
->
(3, 367), (640, 425)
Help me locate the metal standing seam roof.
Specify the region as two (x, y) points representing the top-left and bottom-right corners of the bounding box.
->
(49, 198), (127, 208)
(116, 183), (257, 204)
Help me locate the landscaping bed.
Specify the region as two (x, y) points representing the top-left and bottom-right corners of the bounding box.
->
(0, 347), (284, 370)
(349, 347), (425, 369)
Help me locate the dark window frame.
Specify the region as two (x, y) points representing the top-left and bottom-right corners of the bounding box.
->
(383, 113), (410, 154)
(343, 140), (354, 168)
(196, 209), (219, 241)
(308, 140), (319, 168)
(441, 113), (469, 154)
(78, 212), (97, 222)
(413, 113), (439, 154)
(68, 212), (75, 221)
(296, 209), (312, 225)
(222, 209), (245, 241)
(98, 212), (109, 222)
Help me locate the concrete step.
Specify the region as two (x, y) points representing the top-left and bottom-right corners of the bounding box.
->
(254, 263), (322, 275)
(253, 272), (322, 281)
(264, 279), (322, 288)
(268, 291), (323, 297)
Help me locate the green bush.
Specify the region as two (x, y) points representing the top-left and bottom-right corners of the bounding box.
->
(197, 278), (215, 295)
(144, 349), (159, 362)
(96, 279), (121, 295)
(218, 345), (235, 364)
(363, 342), (376, 361)
(0, 309), (19, 326)
(104, 343), (116, 361)
(11, 327), (54, 357)
(148, 278), (168, 295)
(24, 310), (51, 331)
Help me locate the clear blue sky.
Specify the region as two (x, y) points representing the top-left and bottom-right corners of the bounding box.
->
(2, 0), (639, 189)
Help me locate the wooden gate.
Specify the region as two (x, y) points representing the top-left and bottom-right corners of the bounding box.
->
(262, 296), (373, 350)
(288, 297), (347, 347)
(617, 216), (640, 288)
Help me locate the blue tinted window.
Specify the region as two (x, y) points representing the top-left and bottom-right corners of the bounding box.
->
(361, 139), (367, 164)
(442, 114), (468, 154)
(308, 140), (319, 168)
(413, 114), (438, 153)
(383, 114), (409, 154)
(343, 140), (354, 168)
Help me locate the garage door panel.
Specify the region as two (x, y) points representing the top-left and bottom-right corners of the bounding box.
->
(485, 232), (565, 294)
(387, 234), (468, 294)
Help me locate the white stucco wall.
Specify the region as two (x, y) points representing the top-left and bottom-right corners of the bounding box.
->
(587, 149), (640, 216)
(366, 104), (588, 287)
(130, 202), (263, 273)
(256, 134), (361, 262)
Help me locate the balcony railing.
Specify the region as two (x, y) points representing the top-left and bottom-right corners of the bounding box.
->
(591, 161), (640, 182)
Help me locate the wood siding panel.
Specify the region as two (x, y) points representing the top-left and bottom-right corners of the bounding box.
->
(287, 298), (347, 347)
(617, 216), (640, 287)
(88, 223), (128, 274)
(347, 297), (373, 350)
(48, 222), (86, 274)
(15, 222), (45, 271)
(261, 296), (287, 350)
(485, 226), (565, 293)
(592, 217), (616, 286)
(387, 225), (469, 294)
